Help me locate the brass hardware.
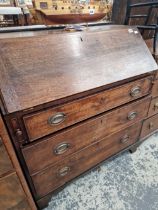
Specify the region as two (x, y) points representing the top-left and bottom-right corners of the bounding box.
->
(54, 143), (70, 155)
(0, 137), (3, 147)
(149, 122), (154, 130)
(120, 134), (130, 144)
(58, 166), (70, 177)
(154, 102), (158, 110)
(130, 86), (141, 97)
(48, 113), (66, 125)
(15, 129), (22, 137)
(128, 111), (137, 120)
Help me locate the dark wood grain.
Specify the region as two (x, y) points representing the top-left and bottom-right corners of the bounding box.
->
(32, 122), (142, 198)
(23, 97), (150, 175)
(112, 0), (128, 24)
(37, 193), (53, 209)
(152, 80), (158, 97)
(0, 172), (30, 210)
(0, 115), (37, 210)
(0, 138), (13, 177)
(141, 113), (158, 138)
(0, 26), (157, 114)
(23, 76), (152, 141)
(112, 0), (158, 26)
(0, 25), (157, 209)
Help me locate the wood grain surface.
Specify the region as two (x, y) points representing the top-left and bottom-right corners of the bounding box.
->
(0, 115), (37, 210)
(141, 113), (158, 138)
(0, 138), (13, 177)
(23, 96), (150, 175)
(148, 97), (158, 117)
(0, 172), (30, 210)
(152, 80), (158, 97)
(0, 26), (157, 114)
(32, 122), (142, 198)
(23, 76), (152, 141)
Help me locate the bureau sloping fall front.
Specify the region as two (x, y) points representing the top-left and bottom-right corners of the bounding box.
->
(0, 25), (157, 209)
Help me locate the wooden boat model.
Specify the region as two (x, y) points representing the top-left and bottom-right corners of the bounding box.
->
(30, 0), (112, 25)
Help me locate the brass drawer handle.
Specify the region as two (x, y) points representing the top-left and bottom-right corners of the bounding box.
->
(149, 122), (154, 130)
(48, 113), (66, 125)
(130, 86), (141, 97)
(59, 166), (70, 177)
(120, 134), (130, 144)
(128, 111), (137, 120)
(54, 143), (70, 155)
(154, 102), (158, 110)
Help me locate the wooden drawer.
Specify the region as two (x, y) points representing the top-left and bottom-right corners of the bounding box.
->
(32, 122), (142, 198)
(23, 97), (150, 174)
(0, 172), (30, 210)
(23, 76), (152, 141)
(0, 136), (13, 177)
(152, 80), (158, 97)
(141, 113), (158, 138)
(148, 97), (158, 117)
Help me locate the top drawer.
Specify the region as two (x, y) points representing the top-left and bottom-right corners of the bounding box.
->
(24, 76), (152, 141)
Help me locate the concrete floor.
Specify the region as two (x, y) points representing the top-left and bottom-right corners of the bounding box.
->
(44, 133), (158, 210)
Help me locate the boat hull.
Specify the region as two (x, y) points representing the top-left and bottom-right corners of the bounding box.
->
(39, 12), (107, 24)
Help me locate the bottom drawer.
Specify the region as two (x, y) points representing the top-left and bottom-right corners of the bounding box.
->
(32, 122), (142, 198)
(141, 113), (158, 138)
(0, 172), (30, 210)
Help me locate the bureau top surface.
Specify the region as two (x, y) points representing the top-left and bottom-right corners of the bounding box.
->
(0, 25), (157, 114)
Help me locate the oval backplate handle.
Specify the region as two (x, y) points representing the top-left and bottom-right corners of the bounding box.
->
(154, 102), (158, 110)
(120, 134), (130, 144)
(48, 113), (66, 125)
(58, 166), (70, 177)
(128, 111), (137, 121)
(149, 122), (154, 130)
(54, 143), (70, 155)
(130, 86), (141, 97)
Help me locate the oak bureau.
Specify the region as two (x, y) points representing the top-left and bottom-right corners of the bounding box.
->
(0, 25), (158, 209)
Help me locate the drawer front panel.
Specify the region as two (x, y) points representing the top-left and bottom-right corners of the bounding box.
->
(23, 97), (150, 174)
(0, 173), (30, 210)
(32, 122), (142, 198)
(152, 80), (158, 97)
(141, 114), (158, 138)
(148, 97), (158, 117)
(0, 136), (13, 177)
(23, 77), (152, 141)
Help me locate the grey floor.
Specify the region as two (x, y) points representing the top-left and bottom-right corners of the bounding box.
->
(44, 133), (158, 210)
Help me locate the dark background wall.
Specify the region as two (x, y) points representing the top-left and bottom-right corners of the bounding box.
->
(112, 0), (158, 25)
